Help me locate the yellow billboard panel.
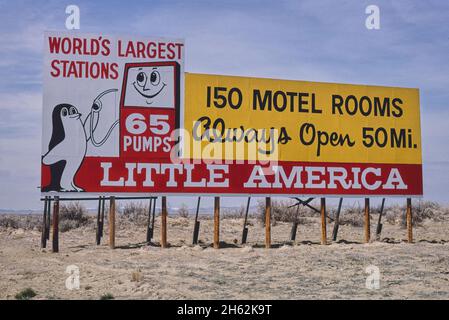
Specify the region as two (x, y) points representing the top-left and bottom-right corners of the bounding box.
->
(184, 73), (421, 165)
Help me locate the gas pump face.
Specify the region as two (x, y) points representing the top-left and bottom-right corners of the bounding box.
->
(124, 64), (177, 108)
(119, 61), (180, 159)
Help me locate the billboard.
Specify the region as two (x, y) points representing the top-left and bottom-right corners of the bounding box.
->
(41, 32), (422, 197)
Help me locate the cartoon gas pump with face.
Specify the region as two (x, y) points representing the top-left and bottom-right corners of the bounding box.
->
(41, 89), (118, 192)
(133, 68), (167, 105)
(119, 61), (180, 159)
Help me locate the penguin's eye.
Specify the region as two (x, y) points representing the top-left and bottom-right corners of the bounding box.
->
(69, 106), (77, 115)
(61, 108), (68, 117)
(150, 70), (161, 86)
(136, 72), (147, 87)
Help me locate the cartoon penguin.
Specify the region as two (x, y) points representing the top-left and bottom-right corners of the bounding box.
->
(41, 89), (119, 192)
(42, 104), (87, 192)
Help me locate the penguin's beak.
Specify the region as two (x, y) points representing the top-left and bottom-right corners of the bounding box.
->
(69, 113), (81, 120)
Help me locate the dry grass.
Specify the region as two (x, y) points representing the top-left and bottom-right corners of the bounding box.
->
(131, 269), (143, 282)
(385, 200), (449, 227)
(257, 199), (317, 225)
(255, 199), (449, 228)
(0, 215), (42, 231)
(0, 202), (90, 233)
(1, 200), (447, 235)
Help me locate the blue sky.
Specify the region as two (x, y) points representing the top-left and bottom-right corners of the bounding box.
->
(0, 0), (448, 210)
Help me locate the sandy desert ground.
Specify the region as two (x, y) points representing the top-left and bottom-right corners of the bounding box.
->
(0, 210), (449, 300)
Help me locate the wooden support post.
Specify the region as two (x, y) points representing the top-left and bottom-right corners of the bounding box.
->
(109, 196), (116, 249)
(364, 198), (370, 243)
(213, 197), (220, 249)
(161, 196), (168, 248)
(406, 198), (413, 243)
(320, 198), (327, 245)
(41, 197), (48, 248)
(265, 197), (271, 248)
(52, 196), (59, 253)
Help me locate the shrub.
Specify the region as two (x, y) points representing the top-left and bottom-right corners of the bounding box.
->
(120, 201), (149, 225)
(177, 203), (189, 218)
(100, 293), (114, 300)
(21, 215), (42, 231)
(0, 215), (42, 230)
(412, 200), (447, 223)
(15, 288), (37, 300)
(338, 203), (365, 227)
(59, 202), (90, 232)
(222, 205), (245, 219)
(60, 220), (80, 232)
(0, 216), (19, 229)
(397, 200), (447, 227)
(379, 200), (448, 227)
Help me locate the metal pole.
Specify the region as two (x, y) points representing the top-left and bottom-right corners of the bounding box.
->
(161, 197), (168, 248)
(290, 202), (300, 241)
(406, 198), (413, 243)
(364, 198), (370, 243)
(192, 197), (201, 245)
(46, 198), (51, 241)
(109, 196), (116, 249)
(41, 197), (48, 248)
(332, 198), (343, 241)
(146, 197), (153, 244)
(96, 196), (102, 245)
(214, 197), (220, 249)
(151, 197), (156, 237)
(376, 198), (385, 239)
(241, 197), (250, 244)
(99, 197), (105, 240)
(52, 196), (60, 253)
